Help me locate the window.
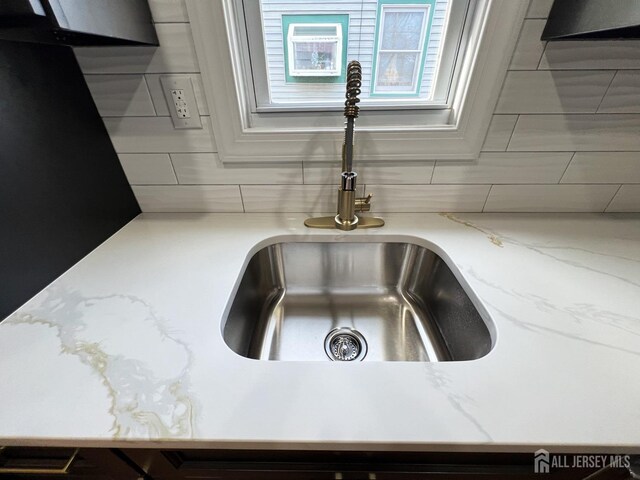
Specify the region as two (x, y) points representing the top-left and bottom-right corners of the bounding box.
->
(243, 0), (461, 109)
(286, 21), (344, 79)
(372, 3), (432, 96)
(186, 0), (529, 163)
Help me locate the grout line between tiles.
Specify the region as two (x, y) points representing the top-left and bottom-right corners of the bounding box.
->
(142, 74), (158, 116)
(557, 152), (576, 184)
(536, 39), (548, 70)
(481, 185), (493, 212)
(102, 114), (211, 119)
(603, 184), (623, 212)
(238, 185), (246, 213)
(505, 68), (639, 73)
(507, 19), (527, 70)
(115, 149), (640, 156)
(167, 153), (180, 184)
(79, 71), (202, 76)
(119, 151), (220, 155)
(474, 112), (640, 116)
(429, 162), (436, 184)
(100, 114), (158, 119)
(504, 115), (520, 151)
(129, 182), (633, 188)
(594, 70), (619, 113)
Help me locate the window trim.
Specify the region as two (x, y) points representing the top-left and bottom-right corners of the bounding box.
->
(186, 0), (529, 163)
(371, 1), (433, 97)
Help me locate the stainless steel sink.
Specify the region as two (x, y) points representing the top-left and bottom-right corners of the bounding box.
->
(223, 241), (493, 362)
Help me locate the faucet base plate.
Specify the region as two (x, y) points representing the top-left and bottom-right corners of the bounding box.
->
(357, 216), (385, 228)
(304, 216), (335, 229)
(304, 215), (384, 230)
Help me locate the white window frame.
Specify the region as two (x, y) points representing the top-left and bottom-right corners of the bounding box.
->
(373, 5), (430, 96)
(287, 23), (343, 77)
(185, 0), (528, 163)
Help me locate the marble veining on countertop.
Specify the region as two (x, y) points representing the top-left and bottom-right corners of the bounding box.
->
(1, 212), (639, 452)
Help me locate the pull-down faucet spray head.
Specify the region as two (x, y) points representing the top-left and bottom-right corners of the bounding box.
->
(344, 60), (362, 119)
(343, 60), (362, 175)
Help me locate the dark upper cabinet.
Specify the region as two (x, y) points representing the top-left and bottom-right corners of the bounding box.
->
(542, 0), (640, 40)
(0, 0), (158, 46)
(0, 0), (47, 17)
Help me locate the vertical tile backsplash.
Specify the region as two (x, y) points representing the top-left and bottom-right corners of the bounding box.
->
(76, 0), (640, 213)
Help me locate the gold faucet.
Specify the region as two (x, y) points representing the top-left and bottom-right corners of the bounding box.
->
(305, 61), (384, 231)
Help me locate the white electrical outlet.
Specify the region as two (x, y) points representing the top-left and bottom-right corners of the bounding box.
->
(160, 76), (202, 129)
(171, 89), (191, 119)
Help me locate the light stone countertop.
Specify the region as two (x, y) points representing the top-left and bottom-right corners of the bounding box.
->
(1, 212), (639, 453)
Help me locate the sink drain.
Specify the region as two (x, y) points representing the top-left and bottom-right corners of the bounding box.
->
(324, 328), (367, 361)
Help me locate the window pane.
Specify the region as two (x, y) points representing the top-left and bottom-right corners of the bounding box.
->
(380, 11), (426, 51)
(293, 42), (339, 72)
(293, 25), (338, 36)
(376, 52), (419, 89)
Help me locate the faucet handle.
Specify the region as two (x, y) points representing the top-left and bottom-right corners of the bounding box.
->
(355, 194), (373, 212)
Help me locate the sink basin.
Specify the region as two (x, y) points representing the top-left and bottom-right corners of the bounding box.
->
(223, 241), (493, 362)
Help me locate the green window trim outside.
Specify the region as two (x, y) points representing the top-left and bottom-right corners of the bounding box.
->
(282, 14), (349, 84)
(371, 0), (436, 98)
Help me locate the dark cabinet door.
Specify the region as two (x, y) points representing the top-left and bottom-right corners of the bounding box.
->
(122, 449), (633, 480)
(0, 447), (144, 479)
(124, 449), (335, 480)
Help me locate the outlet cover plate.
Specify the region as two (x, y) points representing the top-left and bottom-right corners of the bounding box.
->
(160, 76), (202, 129)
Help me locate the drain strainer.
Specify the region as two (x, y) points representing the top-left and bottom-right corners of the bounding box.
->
(324, 328), (367, 361)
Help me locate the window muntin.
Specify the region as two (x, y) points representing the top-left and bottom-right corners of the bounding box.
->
(372, 5), (431, 96)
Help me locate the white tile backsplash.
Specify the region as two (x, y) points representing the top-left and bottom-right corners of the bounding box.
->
(132, 185), (243, 212)
(509, 19), (546, 70)
(76, 24), (199, 74)
(540, 41), (640, 70)
(118, 154), (177, 185)
(484, 185), (620, 212)
(75, 0), (640, 213)
(432, 152), (572, 184)
(303, 161), (435, 185)
(509, 115), (640, 152)
(241, 185), (364, 213)
(365, 185), (491, 212)
(525, 0), (553, 19)
(561, 153), (640, 184)
(148, 0), (188, 23)
(104, 116), (216, 153)
(85, 75), (156, 117)
(597, 71), (640, 113)
(481, 115), (518, 152)
(605, 185), (640, 212)
(171, 153), (302, 185)
(495, 70), (614, 114)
